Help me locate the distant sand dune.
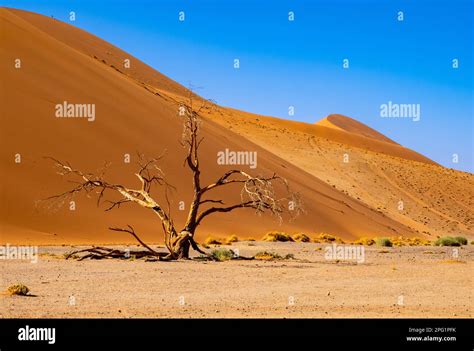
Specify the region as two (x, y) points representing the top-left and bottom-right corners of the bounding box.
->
(316, 114), (399, 145)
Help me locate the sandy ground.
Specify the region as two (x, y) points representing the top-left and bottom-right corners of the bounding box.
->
(1, 8), (473, 319)
(1, 242), (472, 318)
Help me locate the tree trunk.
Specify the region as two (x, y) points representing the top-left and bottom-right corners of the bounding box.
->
(169, 230), (193, 259)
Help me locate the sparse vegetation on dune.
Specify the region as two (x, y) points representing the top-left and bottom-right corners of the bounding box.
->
(262, 231), (294, 242)
(392, 237), (431, 246)
(257, 232), (439, 247)
(7, 284), (30, 296)
(352, 236), (432, 247)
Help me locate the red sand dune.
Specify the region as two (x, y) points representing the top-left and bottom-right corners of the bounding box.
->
(1, 7), (471, 245)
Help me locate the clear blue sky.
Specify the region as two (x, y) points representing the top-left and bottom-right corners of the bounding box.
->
(3, 0), (473, 172)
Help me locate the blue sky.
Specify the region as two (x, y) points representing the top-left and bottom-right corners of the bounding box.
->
(3, 0), (473, 172)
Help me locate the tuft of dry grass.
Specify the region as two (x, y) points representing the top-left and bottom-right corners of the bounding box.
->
(224, 235), (239, 244)
(353, 237), (375, 246)
(204, 236), (222, 246)
(292, 233), (311, 242)
(262, 231), (294, 242)
(254, 251), (294, 260)
(7, 284), (30, 296)
(396, 237), (432, 246)
(313, 233), (345, 244)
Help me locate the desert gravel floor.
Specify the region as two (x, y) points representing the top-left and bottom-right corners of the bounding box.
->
(1, 242), (472, 318)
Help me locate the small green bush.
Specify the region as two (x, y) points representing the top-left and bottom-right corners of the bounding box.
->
(211, 248), (235, 261)
(375, 237), (393, 247)
(434, 236), (461, 247)
(262, 231), (294, 242)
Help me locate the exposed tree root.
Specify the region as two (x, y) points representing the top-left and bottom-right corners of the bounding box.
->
(64, 246), (170, 261)
(64, 245), (255, 262)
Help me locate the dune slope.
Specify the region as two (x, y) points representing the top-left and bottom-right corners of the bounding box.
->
(203, 107), (474, 239)
(0, 7), (420, 244)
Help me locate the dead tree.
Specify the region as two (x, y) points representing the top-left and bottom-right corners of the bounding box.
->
(46, 93), (302, 260)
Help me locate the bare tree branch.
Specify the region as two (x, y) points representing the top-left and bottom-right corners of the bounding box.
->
(109, 225), (159, 255)
(46, 87), (303, 260)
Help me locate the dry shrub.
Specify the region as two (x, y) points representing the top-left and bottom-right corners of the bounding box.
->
(224, 235), (239, 244)
(254, 251), (294, 260)
(353, 237), (375, 246)
(292, 233), (311, 242)
(204, 236), (222, 245)
(313, 233), (345, 244)
(255, 251), (282, 260)
(7, 284), (29, 296)
(262, 231), (294, 242)
(391, 236), (431, 246)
